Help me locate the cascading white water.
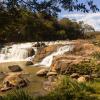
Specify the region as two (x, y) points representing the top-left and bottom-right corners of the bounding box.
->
(35, 45), (74, 67)
(0, 43), (36, 63)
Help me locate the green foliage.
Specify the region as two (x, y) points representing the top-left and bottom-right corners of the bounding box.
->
(0, 90), (33, 100)
(92, 52), (100, 60)
(64, 60), (99, 75)
(0, 0), (98, 42)
(2, 0), (99, 17)
(0, 9), (86, 42)
(36, 77), (97, 100)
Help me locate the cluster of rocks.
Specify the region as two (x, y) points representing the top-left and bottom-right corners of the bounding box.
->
(0, 65), (29, 92)
(70, 73), (93, 83)
(34, 42), (46, 48)
(36, 69), (57, 91)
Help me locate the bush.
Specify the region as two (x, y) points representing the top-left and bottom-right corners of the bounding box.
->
(62, 60), (97, 75)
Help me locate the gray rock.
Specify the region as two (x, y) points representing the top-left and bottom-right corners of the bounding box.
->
(8, 65), (22, 72)
(70, 73), (79, 79)
(25, 61), (33, 66)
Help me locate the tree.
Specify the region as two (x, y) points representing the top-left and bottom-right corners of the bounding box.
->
(1, 0), (99, 17)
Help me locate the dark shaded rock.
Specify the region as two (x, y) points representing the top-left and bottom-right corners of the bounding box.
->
(25, 61), (33, 66)
(1, 87), (12, 92)
(28, 48), (35, 56)
(8, 65), (22, 72)
(34, 42), (46, 48)
(70, 73), (79, 79)
(83, 75), (91, 81)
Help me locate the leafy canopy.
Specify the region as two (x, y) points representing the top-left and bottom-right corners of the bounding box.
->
(1, 0), (99, 17)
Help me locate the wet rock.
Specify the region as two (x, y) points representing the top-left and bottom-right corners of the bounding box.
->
(36, 69), (48, 76)
(34, 42), (46, 48)
(0, 72), (6, 79)
(47, 72), (57, 76)
(28, 48), (35, 56)
(83, 75), (91, 81)
(70, 73), (79, 79)
(25, 61), (33, 66)
(34, 45), (57, 63)
(8, 65), (22, 72)
(77, 76), (86, 83)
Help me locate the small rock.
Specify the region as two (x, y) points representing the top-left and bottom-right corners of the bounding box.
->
(70, 73), (79, 79)
(43, 81), (56, 91)
(1, 87), (12, 92)
(83, 75), (91, 81)
(47, 72), (57, 76)
(0, 72), (6, 79)
(36, 69), (48, 76)
(25, 61), (33, 66)
(91, 74), (99, 78)
(8, 65), (22, 72)
(48, 76), (57, 82)
(77, 76), (86, 83)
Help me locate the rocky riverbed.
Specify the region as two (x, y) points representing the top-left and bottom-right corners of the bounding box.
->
(0, 40), (100, 97)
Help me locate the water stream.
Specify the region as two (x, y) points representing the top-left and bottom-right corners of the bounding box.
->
(0, 43), (36, 63)
(35, 45), (74, 67)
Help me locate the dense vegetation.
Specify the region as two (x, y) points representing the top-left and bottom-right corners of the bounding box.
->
(0, 0), (97, 42)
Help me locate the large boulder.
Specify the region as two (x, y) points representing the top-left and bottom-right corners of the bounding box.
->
(36, 69), (48, 76)
(50, 55), (84, 74)
(8, 65), (22, 72)
(27, 48), (35, 56)
(34, 45), (58, 63)
(1, 72), (28, 92)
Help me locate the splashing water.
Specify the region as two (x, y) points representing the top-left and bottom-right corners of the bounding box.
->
(35, 45), (74, 67)
(0, 43), (36, 63)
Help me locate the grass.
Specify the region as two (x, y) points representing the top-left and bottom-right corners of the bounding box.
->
(92, 52), (100, 60)
(0, 76), (99, 100)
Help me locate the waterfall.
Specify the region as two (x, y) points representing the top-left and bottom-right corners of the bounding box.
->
(0, 43), (36, 63)
(35, 45), (74, 67)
